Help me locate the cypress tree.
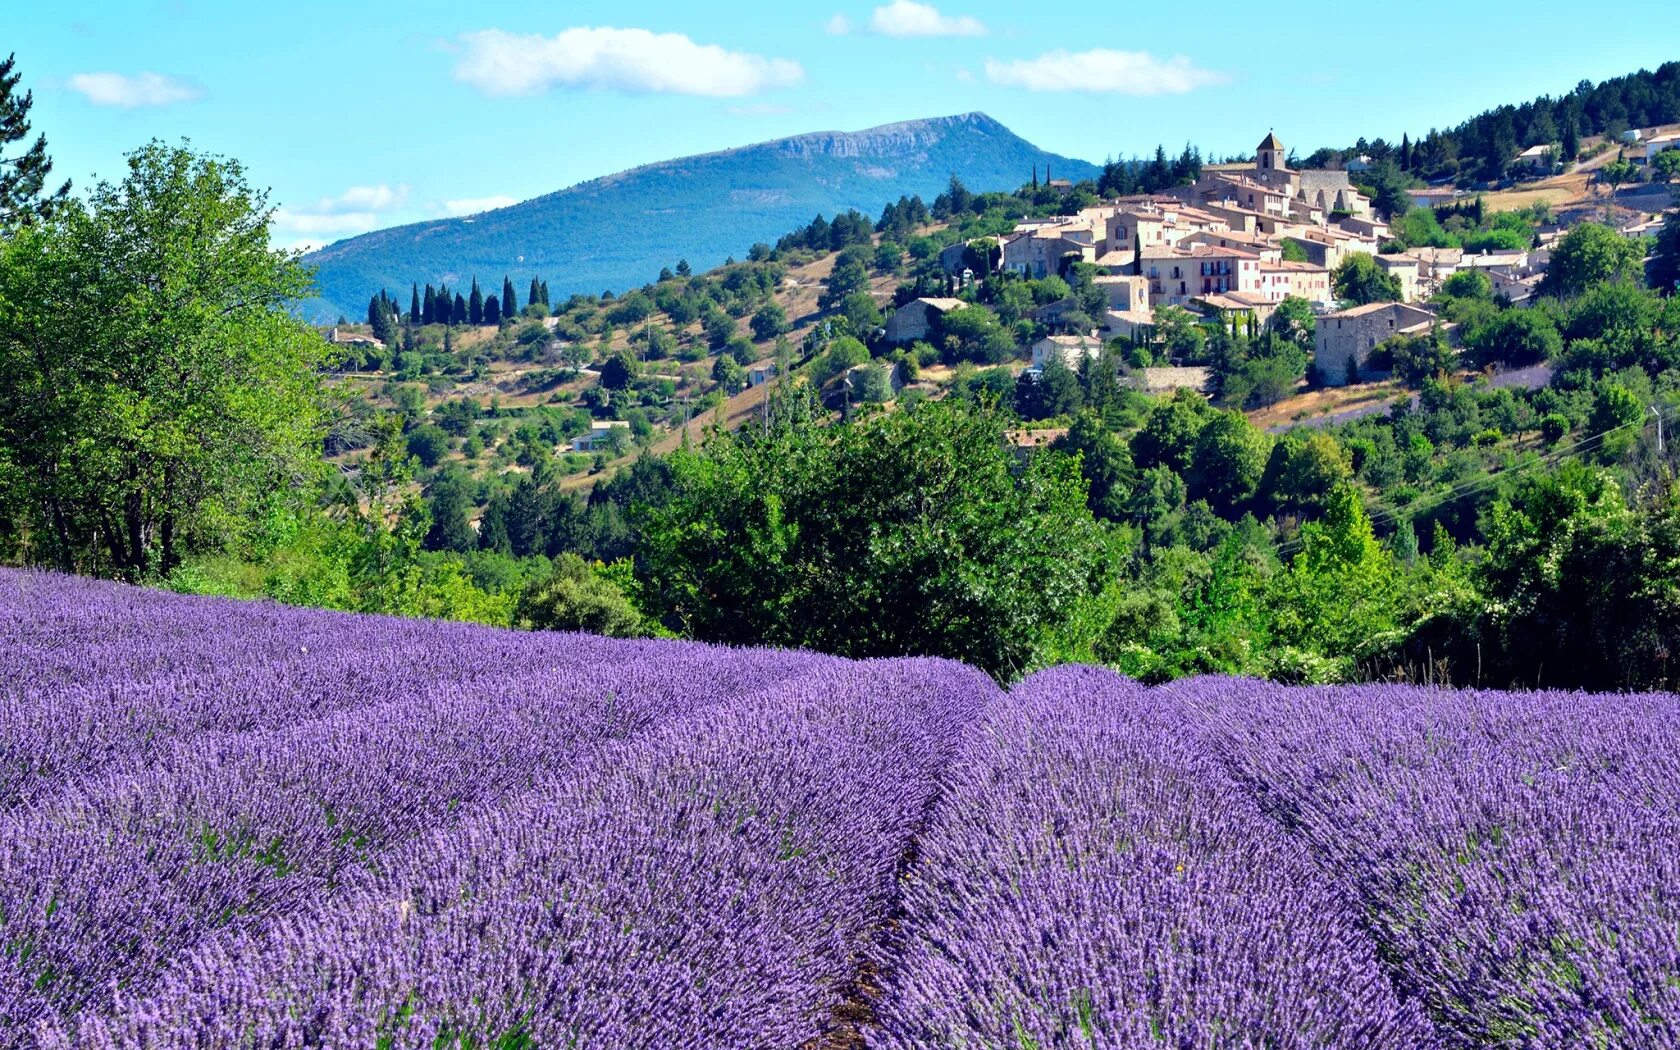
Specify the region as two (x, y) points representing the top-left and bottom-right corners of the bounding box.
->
(502, 276), (517, 317)
(410, 284), (420, 324)
(452, 293), (467, 325)
(540, 281), (550, 305)
(469, 277), (484, 325)
(484, 294), (501, 325)
(1399, 133), (1412, 171)
(422, 285), (436, 325)
(529, 278), (542, 309)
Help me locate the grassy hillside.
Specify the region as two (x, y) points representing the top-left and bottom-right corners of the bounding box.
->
(302, 112), (1099, 321)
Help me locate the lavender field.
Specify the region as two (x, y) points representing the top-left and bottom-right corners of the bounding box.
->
(4, 570), (1679, 1048)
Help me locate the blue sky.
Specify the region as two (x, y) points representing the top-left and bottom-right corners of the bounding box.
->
(12, 1), (1680, 250)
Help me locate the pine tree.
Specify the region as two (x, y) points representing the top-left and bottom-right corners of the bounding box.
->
(676, 259), (692, 277)
(469, 277), (484, 325)
(452, 293), (467, 325)
(410, 284), (420, 324)
(422, 285), (436, 325)
(0, 53), (70, 227)
(502, 276), (517, 317)
(484, 294), (501, 325)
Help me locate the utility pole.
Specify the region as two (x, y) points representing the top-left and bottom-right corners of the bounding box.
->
(1653, 405), (1666, 454)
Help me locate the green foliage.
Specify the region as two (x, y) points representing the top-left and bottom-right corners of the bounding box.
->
(513, 554), (650, 637)
(636, 394), (1112, 679)
(0, 53), (70, 227)
(1188, 411), (1271, 513)
(1465, 310), (1560, 368)
(1538, 222), (1645, 299)
(935, 305), (1016, 364)
(1333, 254), (1403, 306)
(0, 141), (326, 579)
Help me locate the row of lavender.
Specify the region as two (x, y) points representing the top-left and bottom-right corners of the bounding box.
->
(6, 570), (1680, 1047)
(870, 672), (1680, 1048)
(2, 571), (995, 1047)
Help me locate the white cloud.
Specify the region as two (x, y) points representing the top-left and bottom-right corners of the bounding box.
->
(824, 14), (853, 35)
(869, 1), (985, 38)
(441, 195), (518, 216)
(453, 27), (804, 98)
(272, 184), (410, 243)
(983, 49), (1226, 94)
(66, 71), (203, 109)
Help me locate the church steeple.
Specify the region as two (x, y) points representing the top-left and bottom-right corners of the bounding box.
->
(1257, 130), (1286, 172)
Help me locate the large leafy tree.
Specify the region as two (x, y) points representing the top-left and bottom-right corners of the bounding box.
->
(0, 53), (70, 227)
(1332, 254), (1403, 306)
(636, 391), (1110, 678)
(0, 141), (326, 577)
(1538, 221), (1644, 299)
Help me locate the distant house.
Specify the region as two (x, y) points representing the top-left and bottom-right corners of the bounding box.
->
(1515, 144), (1553, 173)
(1406, 187), (1465, 211)
(325, 326), (385, 351)
(1375, 254), (1423, 302)
(746, 361), (778, 388)
(1314, 302), (1438, 386)
(884, 297), (967, 344)
(1642, 135), (1680, 165)
(1345, 154), (1374, 173)
(1031, 334), (1103, 370)
(570, 420), (631, 453)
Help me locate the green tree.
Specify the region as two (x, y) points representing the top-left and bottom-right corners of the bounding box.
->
(814, 335), (870, 386)
(1266, 483), (1398, 668)
(751, 300), (790, 341)
(636, 396), (1110, 679)
(1131, 390), (1209, 474)
(712, 355), (746, 394)
(515, 554), (648, 637)
(1653, 149), (1680, 184)
(1650, 211), (1680, 296)
(1466, 309), (1561, 367)
(1538, 221), (1644, 299)
(502, 275), (518, 317)
(422, 467), (477, 553)
(599, 352), (636, 390)
(1387, 328), (1458, 387)
(405, 424), (450, 468)
(1188, 410), (1270, 512)
(0, 53), (70, 227)
(936, 305), (1015, 364)
(1333, 253), (1403, 305)
(1260, 431), (1353, 514)
(1049, 411), (1134, 521)
(819, 248), (871, 311)
(0, 141), (326, 577)
(468, 277), (484, 324)
(483, 294), (501, 326)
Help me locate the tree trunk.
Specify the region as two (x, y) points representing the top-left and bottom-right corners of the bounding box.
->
(125, 489), (147, 579)
(48, 497), (74, 574)
(158, 466), (178, 575)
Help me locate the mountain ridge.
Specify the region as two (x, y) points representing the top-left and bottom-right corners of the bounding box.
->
(302, 113), (1099, 321)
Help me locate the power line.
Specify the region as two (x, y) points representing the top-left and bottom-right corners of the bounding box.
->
(1273, 405), (1671, 560)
